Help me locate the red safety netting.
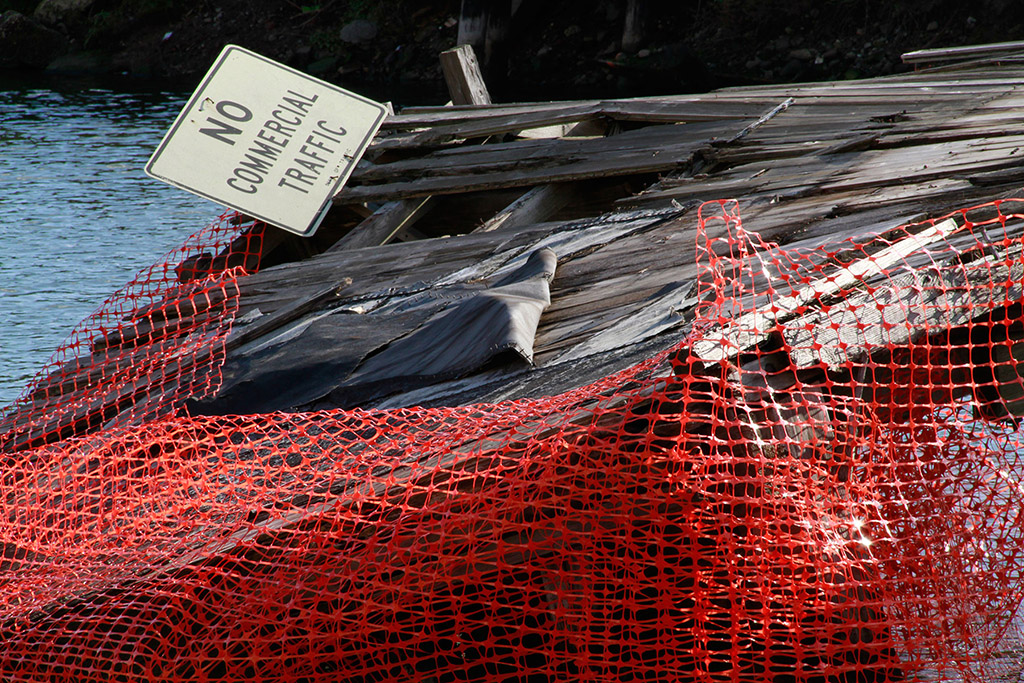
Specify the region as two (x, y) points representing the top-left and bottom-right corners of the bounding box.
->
(0, 214), (262, 455)
(3, 200), (1024, 681)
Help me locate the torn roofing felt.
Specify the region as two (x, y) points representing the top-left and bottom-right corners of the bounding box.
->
(345, 248), (556, 380)
(192, 248), (556, 415)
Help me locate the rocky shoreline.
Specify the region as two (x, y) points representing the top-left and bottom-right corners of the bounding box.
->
(4, 0), (1024, 102)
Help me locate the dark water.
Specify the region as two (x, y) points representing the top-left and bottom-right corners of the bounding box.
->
(0, 79), (223, 406)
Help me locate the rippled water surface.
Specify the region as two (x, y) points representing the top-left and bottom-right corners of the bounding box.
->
(0, 81), (223, 406)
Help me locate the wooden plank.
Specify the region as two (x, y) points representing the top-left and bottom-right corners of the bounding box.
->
(786, 240), (1024, 370)
(908, 55), (1024, 77)
(326, 197), (434, 251)
(635, 116), (1024, 210)
(235, 217), (564, 321)
(379, 99), (789, 148)
(387, 76), (1012, 130)
(337, 144), (698, 204)
(691, 217), (963, 363)
(391, 99), (602, 124)
(371, 104), (602, 150)
(440, 44), (492, 106)
(332, 45), (491, 252)
(715, 73), (1024, 95)
(718, 98), (795, 145)
(902, 41), (1024, 65)
(472, 183), (577, 233)
(342, 121), (731, 203)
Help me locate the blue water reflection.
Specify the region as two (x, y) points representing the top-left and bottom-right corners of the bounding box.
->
(0, 83), (223, 405)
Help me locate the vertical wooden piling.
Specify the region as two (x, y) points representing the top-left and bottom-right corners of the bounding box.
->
(457, 0), (510, 91)
(622, 0), (648, 53)
(457, 0), (488, 51)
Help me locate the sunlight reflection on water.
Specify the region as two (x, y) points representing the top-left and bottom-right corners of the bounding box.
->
(0, 84), (223, 405)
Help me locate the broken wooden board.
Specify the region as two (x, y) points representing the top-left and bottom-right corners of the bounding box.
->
(691, 217), (962, 364)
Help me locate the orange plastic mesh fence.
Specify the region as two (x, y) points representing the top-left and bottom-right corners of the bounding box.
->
(0, 213), (262, 455)
(3, 201), (1024, 681)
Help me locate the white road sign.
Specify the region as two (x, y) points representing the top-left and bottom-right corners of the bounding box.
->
(146, 44), (387, 237)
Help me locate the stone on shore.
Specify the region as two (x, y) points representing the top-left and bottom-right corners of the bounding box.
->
(339, 19), (378, 45)
(0, 11), (69, 69)
(34, 0), (96, 29)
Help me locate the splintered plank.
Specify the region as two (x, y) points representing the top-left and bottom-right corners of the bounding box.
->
(473, 183), (578, 233)
(386, 100), (603, 128)
(691, 217), (963, 364)
(597, 98), (781, 123)
(376, 98), (796, 152)
(785, 237), (1024, 369)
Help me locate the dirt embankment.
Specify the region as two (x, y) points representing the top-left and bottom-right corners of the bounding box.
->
(4, 0), (1024, 102)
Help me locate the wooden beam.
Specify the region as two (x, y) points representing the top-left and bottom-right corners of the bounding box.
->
(902, 40), (1024, 65)
(330, 45), (491, 251)
(440, 44), (492, 106)
(472, 183), (576, 233)
(691, 217), (963, 364)
(326, 197), (434, 252)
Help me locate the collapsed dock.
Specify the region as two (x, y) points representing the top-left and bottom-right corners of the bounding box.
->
(4, 45), (1024, 681)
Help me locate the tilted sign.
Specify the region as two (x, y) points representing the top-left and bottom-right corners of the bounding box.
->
(146, 44), (387, 237)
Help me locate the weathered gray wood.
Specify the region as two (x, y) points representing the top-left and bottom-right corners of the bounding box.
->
(440, 44), (492, 106)
(332, 45), (491, 253)
(377, 100), (785, 151)
(719, 98), (795, 145)
(472, 183), (577, 233)
(327, 197), (435, 251)
(902, 40), (1024, 65)
(785, 239), (1024, 370)
(16, 60), (1024, 464)
(600, 99), (771, 123)
(392, 97), (773, 127)
(234, 218), (563, 320)
(341, 122), (731, 204)
(337, 148), (692, 204)
(371, 105), (602, 150)
(369, 76), (1023, 218)
(691, 218), (962, 364)
(388, 99), (602, 126)
(908, 54), (1024, 76)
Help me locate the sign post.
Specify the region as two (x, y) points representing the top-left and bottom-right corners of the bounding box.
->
(146, 44), (388, 237)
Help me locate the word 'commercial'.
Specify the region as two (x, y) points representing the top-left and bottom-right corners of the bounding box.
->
(198, 89), (348, 195)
